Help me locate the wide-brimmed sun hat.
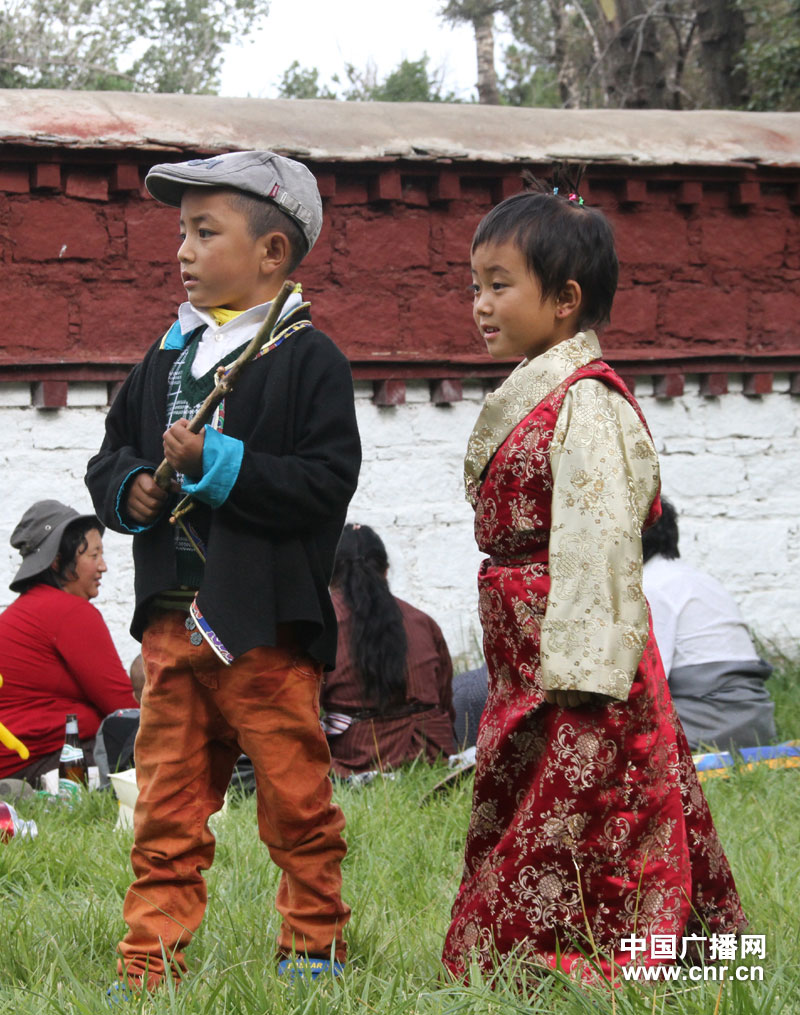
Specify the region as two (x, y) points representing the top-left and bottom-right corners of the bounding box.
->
(9, 500), (100, 593)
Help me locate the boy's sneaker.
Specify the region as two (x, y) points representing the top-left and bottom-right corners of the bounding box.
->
(277, 957), (345, 981)
(106, 981), (140, 1005)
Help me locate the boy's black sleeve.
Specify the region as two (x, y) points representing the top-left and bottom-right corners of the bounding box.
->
(85, 354), (161, 534)
(222, 338), (361, 534)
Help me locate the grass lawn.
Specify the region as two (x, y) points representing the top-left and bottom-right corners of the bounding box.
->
(1, 660), (798, 1014)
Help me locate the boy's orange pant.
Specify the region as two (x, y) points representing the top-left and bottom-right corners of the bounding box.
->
(118, 609), (349, 989)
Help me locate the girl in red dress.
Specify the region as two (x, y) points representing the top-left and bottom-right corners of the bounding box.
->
(442, 186), (745, 983)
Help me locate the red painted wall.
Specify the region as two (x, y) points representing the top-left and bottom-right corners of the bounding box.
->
(1, 156), (798, 382)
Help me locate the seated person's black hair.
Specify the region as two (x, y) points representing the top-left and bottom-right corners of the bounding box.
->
(471, 189), (618, 331)
(642, 496), (680, 563)
(331, 524), (408, 713)
(225, 189), (309, 273)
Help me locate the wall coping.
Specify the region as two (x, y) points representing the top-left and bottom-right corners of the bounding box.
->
(2, 91), (799, 168)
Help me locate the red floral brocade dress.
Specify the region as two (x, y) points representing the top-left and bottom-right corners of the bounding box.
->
(442, 346), (745, 982)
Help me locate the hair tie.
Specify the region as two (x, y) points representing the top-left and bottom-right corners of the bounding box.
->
(553, 185), (584, 206)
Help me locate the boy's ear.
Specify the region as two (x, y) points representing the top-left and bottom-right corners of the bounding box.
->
(555, 279), (582, 319)
(261, 231), (291, 274)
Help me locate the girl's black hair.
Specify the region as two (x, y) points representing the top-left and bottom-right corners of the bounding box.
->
(642, 497), (680, 563)
(471, 175), (619, 331)
(17, 517), (104, 594)
(331, 524), (408, 712)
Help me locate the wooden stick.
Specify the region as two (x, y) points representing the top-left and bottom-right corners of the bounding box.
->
(170, 495), (195, 521)
(153, 280), (296, 491)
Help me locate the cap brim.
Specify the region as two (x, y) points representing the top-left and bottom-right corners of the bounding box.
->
(144, 168), (202, 207)
(145, 159), (264, 207)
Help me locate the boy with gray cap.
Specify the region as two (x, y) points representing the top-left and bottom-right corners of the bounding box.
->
(86, 150), (361, 996)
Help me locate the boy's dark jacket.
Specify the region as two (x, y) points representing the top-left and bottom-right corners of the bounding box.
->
(85, 307), (361, 669)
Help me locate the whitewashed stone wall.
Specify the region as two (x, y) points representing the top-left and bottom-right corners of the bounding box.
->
(0, 375), (798, 673)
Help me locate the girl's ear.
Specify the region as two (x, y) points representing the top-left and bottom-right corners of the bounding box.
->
(556, 279), (582, 319)
(50, 555), (60, 573)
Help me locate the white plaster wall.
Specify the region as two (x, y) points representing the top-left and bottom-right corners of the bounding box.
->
(636, 374), (800, 654)
(0, 375), (798, 673)
(0, 383), (142, 669)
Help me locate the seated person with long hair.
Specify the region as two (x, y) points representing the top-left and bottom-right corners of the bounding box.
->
(643, 497), (776, 752)
(321, 524), (455, 776)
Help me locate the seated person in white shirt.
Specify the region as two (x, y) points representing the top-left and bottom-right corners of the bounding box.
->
(643, 497), (777, 753)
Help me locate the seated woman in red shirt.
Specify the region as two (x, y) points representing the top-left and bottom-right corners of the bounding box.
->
(321, 523), (455, 776)
(0, 500), (138, 785)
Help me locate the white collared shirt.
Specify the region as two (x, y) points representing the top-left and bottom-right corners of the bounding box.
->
(177, 292), (303, 379)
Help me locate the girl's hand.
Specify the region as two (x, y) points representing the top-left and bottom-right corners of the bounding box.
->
(543, 689), (615, 709)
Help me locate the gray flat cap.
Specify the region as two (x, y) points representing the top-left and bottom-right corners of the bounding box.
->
(145, 150), (323, 251)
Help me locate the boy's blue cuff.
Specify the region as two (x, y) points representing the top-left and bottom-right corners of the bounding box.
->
(116, 467), (160, 533)
(181, 427), (243, 508)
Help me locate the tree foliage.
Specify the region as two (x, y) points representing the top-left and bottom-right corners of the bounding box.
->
(0, 0), (270, 93)
(440, 1), (516, 103)
(278, 54), (457, 103)
(497, 0), (721, 109)
(280, 2), (800, 110)
(277, 61), (337, 101)
(739, 0), (800, 110)
(2, 0), (795, 108)
(449, 0), (799, 110)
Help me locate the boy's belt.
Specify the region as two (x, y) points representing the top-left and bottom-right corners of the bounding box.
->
(151, 589), (197, 613)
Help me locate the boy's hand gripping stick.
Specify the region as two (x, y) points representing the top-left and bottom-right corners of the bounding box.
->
(0, 674), (30, 760)
(153, 279), (296, 493)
